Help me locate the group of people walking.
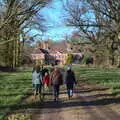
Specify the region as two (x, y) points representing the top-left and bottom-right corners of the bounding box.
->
(32, 65), (77, 101)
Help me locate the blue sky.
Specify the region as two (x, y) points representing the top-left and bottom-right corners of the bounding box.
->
(35, 0), (77, 41)
(29, 0), (95, 42)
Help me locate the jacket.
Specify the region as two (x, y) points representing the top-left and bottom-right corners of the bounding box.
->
(65, 70), (76, 85)
(51, 69), (63, 85)
(43, 75), (50, 86)
(32, 71), (42, 85)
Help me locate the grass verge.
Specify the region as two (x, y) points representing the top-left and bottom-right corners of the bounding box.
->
(72, 65), (120, 95)
(0, 70), (32, 120)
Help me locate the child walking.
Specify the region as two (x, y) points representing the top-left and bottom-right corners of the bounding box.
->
(43, 72), (50, 92)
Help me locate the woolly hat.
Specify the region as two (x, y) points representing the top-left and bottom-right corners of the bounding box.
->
(67, 66), (71, 70)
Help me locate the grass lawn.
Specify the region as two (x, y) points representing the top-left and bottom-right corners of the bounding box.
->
(0, 66), (120, 119)
(0, 70), (32, 120)
(73, 65), (120, 95)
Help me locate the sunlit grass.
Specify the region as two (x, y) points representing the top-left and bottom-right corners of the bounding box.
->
(0, 66), (120, 119)
(73, 66), (120, 95)
(0, 70), (32, 119)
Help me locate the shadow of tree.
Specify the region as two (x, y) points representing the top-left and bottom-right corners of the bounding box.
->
(1, 92), (120, 110)
(0, 93), (32, 97)
(0, 66), (16, 72)
(74, 88), (109, 93)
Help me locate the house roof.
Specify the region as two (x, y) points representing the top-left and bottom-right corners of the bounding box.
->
(40, 48), (49, 54)
(32, 40), (83, 55)
(49, 40), (67, 53)
(32, 48), (48, 54)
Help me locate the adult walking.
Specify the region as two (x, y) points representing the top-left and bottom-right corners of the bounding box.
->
(32, 65), (43, 100)
(65, 66), (77, 99)
(51, 67), (63, 101)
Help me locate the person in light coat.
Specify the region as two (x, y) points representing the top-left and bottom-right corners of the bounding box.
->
(32, 65), (43, 100)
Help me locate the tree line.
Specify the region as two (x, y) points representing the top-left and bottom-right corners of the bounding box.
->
(62, 0), (120, 67)
(0, 0), (51, 68)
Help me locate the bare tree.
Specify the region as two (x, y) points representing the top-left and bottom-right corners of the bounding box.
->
(0, 0), (51, 68)
(62, 0), (120, 67)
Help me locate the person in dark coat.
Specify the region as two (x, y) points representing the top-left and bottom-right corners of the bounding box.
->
(65, 66), (77, 99)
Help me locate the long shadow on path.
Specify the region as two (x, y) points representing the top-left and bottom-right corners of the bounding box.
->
(1, 91), (120, 110)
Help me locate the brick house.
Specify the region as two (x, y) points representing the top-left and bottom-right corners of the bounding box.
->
(31, 48), (49, 64)
(31, 40), (83, 65)
(49, 50), (67, 65)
